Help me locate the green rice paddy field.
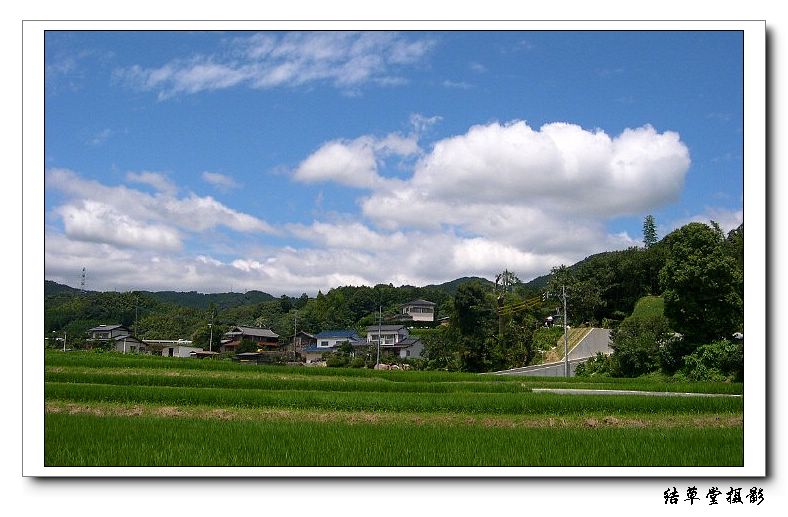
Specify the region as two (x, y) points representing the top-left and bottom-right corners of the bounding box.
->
(44, 351), (744, 467)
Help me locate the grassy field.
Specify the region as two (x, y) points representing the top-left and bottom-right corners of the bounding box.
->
(44, 350), (743, 467)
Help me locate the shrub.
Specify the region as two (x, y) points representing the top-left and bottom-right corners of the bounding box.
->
(574, 352), (613, 377)
(681, 339), (743, 382)
(325, 353), (351, 368)
(610, 314), (673, 377)
(349, 357), (366, 368)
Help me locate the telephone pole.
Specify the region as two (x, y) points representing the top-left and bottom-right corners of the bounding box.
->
(376, 306), (382, 368)
(293, 311), (298, 357)
(563, 285), (569, 377)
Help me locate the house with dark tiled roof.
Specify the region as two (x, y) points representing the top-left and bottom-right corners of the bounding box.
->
(87, 324), (132, 340)
(86, 324), (146, 354)
(365, 324), (423, 359)
(221, 325), (280, 353)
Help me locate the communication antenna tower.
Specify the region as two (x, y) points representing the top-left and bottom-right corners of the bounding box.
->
(80, 267), (86, 293)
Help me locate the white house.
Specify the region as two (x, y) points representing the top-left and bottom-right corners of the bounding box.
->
(87, 324), (146, 353)
(366, 324), (409, 345)
(399, 299), (436, 322)
(365, 325), (423, 359)
(87, 324), (132, 340)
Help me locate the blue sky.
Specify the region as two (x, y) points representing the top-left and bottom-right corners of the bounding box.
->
(44, 30), (744, 295)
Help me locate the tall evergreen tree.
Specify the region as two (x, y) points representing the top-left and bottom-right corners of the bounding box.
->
(643, 214), (658, 248)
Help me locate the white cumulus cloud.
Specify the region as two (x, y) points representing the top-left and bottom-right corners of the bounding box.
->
(57, 201), (182, 251)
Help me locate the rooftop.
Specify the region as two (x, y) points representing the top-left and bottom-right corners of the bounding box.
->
(366, 325), (407, 332)
(314, 330), (361, 339)
(401, 299), (436, 306)
(87, 324), (128, 333)
(226, 326), (279, 338)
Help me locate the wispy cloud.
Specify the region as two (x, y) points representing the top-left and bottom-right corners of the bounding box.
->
(706, 112), (733, 123)
(126, 171), (177, 195)
(202, 171), (241, 191)
(442, 79), (473, 89)
(115, 32), (436, 99)
(87, 128), (113, 146)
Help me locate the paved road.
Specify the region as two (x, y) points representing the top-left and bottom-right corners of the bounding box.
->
(491, 328), (612, 377)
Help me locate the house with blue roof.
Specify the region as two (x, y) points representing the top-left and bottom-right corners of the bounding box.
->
(302, 330), (364, 363)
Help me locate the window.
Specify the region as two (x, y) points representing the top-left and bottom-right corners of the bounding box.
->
(320, 340), (329, 347)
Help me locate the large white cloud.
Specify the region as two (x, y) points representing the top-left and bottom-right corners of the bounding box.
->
(364, 121), (690, 224)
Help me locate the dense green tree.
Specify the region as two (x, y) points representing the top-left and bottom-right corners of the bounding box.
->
(546, 265), (604, 325)
(726, 223), (744, 272)
(450, 281), (496, 372)
(609, 314), (673, 377)
(295, 293), (310, 309)
(658, 222), (743, 345)
(497, 312), (539, 368)
(191, 322), (228, 351)
(419, 327), (460, 370)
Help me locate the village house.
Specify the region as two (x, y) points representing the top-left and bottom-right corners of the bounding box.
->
(86, 324), (146, 354)
(398, 299), (436, 322)
(221, 325), (280, 353)
(292, 330), (317, 354)
(302, 330), (363, 363)
(365, 324), (423, 359)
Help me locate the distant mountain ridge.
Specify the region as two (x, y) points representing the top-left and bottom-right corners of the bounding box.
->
(424, 276), (496, 294)
(44, 276), (501, 308)
(44, 281), (276, 309)
(45, 280), (83, 296)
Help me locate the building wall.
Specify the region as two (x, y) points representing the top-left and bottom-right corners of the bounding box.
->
(366, 329), (408, 344)
(162, 346), (203, 358)
(399, 341), (424, 359)
(113, 338), (143, 354)
(303, 351), (327, 363)
(402, 306), (435, 322)
(316, 337), (354, 348)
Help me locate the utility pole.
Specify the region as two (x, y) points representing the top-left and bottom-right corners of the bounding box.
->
(376, 306), (382, 368)
(563, 285), (569, 377)
(63, 330), (67, 352)
(208, 309), (214, 354)
(293, 311), (298, 357)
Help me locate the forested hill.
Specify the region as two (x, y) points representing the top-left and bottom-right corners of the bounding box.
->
(45, 280), (83, 296)
(425, 276), (495, 294)
(44, 282), (275, 310)
(140, 290), (276, 309)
